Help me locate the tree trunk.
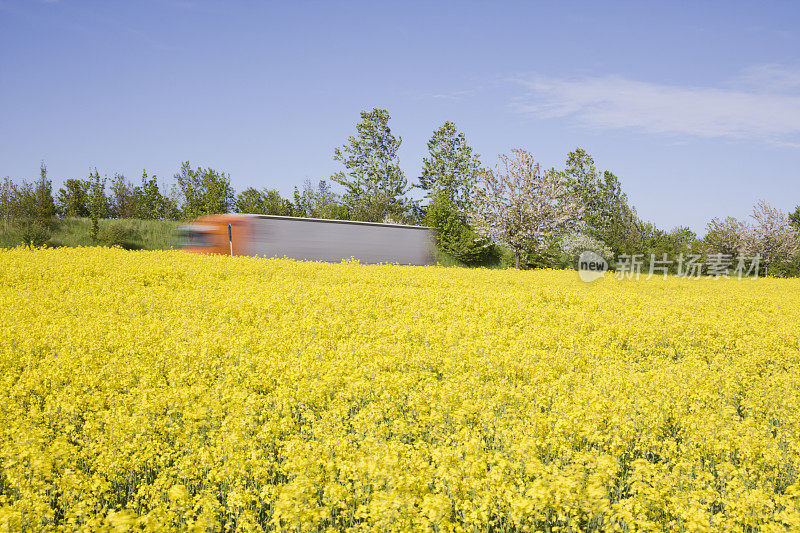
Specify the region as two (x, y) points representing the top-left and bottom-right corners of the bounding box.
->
(515, 249), (520, 269)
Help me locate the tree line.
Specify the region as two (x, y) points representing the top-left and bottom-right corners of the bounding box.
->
(2, 107), (799, 274)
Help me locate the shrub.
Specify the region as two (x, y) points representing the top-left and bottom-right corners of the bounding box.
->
(99, 222), (141, 249)
(525, 241), (562, 269)
(426, 190), (489, 265)
(20, 221), (51, 247)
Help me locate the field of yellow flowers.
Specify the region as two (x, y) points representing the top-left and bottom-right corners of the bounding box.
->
(1, 247), (799, 532)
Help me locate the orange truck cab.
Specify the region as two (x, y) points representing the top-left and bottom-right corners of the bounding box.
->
(178, 214), (251, 256)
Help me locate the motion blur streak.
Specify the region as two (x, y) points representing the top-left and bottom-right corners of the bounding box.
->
(179, 214), (436, 265)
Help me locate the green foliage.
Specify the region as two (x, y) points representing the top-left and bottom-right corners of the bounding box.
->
(703, 216), (746, 258)
(175, 162), (234, 219)
(3, 164), (58, 245)
(1, 177), (21, 233)
(236, 187), (267, 214)
(277, 188), (298, 216)
(87, 170), (108, 242)
(666, 226), (699, 256)
(1, 177), (37, 232)
(20, 221), (52, 247)
(768, 255), (800, 278)
(56, 179), (90, 218)
(60, 218), (176, 249)
(419, 121), (481, 211)
(108, 174), (140, 219)
(332, 108), (409, 222)
(138, 170), (170, 219)
(433, 240), (504, 268)
(60, 169), (176, 222)
(630, 222), (701, 273)
(565, 148), (638, 257)
(404, 200), (426, 226)
(292, 180), (350, 219)
(236, 187), (293, 216)
(0, 135), (793, 278)
(161, 190), (181, 221)
(98, 221), (142, 249)
(525, 245), (562, 270)
(0, 217), (178, 250)
(425, 190), (488, 264)
(34, 163), (57, 228)
(790, 205), (800, 230)
(16, 181), (37, 219)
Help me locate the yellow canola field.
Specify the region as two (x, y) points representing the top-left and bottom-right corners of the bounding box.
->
(1, 247), (799, 532)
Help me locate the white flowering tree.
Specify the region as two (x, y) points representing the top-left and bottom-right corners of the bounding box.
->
(471, 149), (582, 268)
(558, 232), (613, 266)
(743, 200), (800, 275)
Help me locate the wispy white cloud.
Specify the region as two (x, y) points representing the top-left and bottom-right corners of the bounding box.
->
(736, 63), (800, 92)
(513, 67), (800, 147)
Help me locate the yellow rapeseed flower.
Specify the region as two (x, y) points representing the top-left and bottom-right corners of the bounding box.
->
(0, 247), (798, 531)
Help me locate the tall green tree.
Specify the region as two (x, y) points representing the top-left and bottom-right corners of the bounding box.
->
(666, 226), (700, 263)
(34, 163), (57, 227)
(419, 121), (481, 211)
(15, 181), (37, 220)
(108, 174), (140, 219)
(263, 188), (293, 216)
(425, 189), (488, 264)
(87, 170), (108, 242)
(56, 179), (90, 218)
(0, 177), (20, 233)
(565, 148), (638, 256)
(10, 178), (45, 245)
(139, 170), (166, 219)
(236, 187), (268, 214)
(292, 180), (349, 219)
(419, 121), (485, 261)
(175, 162), (234, 219)
(236, 187), (293, 215)
(331, 108), (409, 222)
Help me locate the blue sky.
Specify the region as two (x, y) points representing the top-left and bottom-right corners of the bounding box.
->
(1, 0), (799, 233)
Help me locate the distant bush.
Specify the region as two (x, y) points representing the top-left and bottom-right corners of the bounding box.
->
(525, 242), (562, 269)
(20, 221), (52, 247)
(768, 256), (800, 278)
(99, 222), (141, 249)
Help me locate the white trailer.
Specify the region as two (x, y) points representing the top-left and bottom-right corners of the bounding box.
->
(180, 214), (436, 266)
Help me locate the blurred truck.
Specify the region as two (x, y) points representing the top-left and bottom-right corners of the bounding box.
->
(178, 214), (436, 266)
